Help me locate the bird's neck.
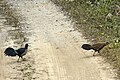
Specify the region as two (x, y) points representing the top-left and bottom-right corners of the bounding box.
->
(25, 46), (28, 49)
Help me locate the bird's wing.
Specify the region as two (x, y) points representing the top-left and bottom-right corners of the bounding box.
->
(16, 48), (25, 54)
(92, 43), (105, 50)
(16, 48), (28, 56)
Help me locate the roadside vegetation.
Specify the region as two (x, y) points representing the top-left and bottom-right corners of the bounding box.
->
(51, 0), (120, 78)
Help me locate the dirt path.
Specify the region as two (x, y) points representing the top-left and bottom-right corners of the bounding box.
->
(0, 14), (7, 80)
(2, 0), (116, 80)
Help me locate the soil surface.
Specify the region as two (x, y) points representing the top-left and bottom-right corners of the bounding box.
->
(0, 0), (117, 80)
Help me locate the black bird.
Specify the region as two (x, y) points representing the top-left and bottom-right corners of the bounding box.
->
(4, 44), (29, 61)
(16, 44), (28, 61)
(81, 42), (109, 56)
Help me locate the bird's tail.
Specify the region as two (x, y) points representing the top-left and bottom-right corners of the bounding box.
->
(4, 47), (18, 56)
(81, 44), (92, 50)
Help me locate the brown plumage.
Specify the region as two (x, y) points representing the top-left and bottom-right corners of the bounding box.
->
(81, 42), (109, 56)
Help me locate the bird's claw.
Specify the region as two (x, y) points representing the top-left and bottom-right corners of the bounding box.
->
(22, 58), (26, 61)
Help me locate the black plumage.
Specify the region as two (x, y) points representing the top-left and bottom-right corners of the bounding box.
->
(4, 44), (29, 61)
(16, 44), (28, 61)
(81, 44), (92, 50)
(81, 42), (109, 56)
(4, 47), (17, 56)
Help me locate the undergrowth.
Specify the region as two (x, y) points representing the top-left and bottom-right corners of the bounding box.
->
(51, 0), (120, 79)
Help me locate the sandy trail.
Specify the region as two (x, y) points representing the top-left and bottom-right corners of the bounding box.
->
(0, 14), (8, 80)
(1, 0), (116, 80)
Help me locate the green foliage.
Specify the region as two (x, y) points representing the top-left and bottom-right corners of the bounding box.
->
(52, 0), (120, 40)
(52, 0), (120, 78)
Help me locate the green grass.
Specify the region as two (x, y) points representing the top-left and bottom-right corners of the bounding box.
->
(51, 0), (120, 78)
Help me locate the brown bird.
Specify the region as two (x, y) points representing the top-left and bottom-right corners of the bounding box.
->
(81, 42), (109, 56)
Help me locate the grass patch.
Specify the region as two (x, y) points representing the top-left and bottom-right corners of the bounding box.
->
(51, 0), (120, 78)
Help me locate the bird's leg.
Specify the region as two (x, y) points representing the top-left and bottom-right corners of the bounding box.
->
(21, 56), (24, 60)
(17, 56), (20, 62)
(98, 50), (100, 53)
(93, 51), (96, 56)
(21, 56), (26, 61)
(98, 50), (101, 55)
